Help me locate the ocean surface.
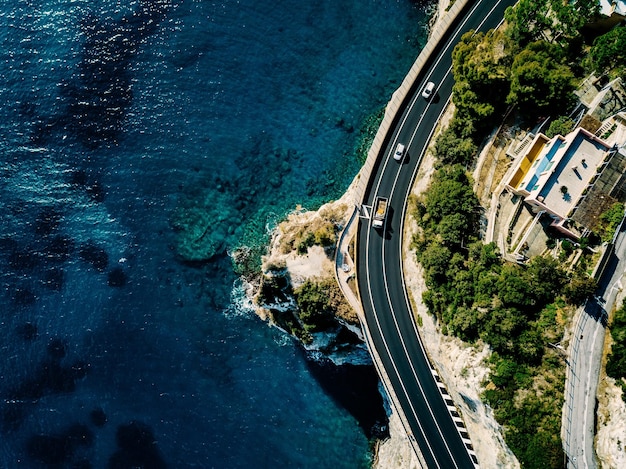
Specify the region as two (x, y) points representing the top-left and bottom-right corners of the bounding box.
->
(0, 0), (429, 467)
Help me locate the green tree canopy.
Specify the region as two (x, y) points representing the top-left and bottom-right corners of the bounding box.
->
(505, 0), (552, 46)
(507, 41), (576, 116)
(496, 263), (533, 307)
(545, 116), (574, 138)
(564, 271), (597, 306)
(294, 280), (335, 331)
(606, 302), (626, 397)
(588, 26), (626, 74)
(434, 126), (477, 167)
(419, 242), (453, 287)
(525, 256), (567, 306)
(422, 165), (478, 229)
(451, 30), (512, 132)
(505, 0), (600, 47)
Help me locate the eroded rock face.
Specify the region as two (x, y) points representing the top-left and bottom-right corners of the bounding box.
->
(256, 265), (367, 364)
(248, 195), (365, 364)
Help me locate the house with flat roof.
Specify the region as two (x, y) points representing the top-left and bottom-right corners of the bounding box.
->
(505, 127), (622, 238)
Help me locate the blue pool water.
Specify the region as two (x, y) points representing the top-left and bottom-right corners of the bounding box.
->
(0, 0), (428, 467)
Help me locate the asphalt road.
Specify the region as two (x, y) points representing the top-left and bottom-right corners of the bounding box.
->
(564, 219), (626, 469)
(356, 1), (517, 467)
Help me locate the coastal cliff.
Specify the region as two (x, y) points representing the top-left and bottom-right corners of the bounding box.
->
(248, 186), (369, 365)
(242, 184), (391, 441)
(241, 0), (626, 467)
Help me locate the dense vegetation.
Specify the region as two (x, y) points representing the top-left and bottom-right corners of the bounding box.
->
(411, 163), (596, 467)
(606, 301), (626, 402)
(586, 25), (626, 78)
(411, 2), (626, 466)
(294, 278), (341, 332)
(596, 202), (625, 243)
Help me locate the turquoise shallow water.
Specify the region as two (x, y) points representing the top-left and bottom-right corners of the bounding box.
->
(0, 0), (428, 466)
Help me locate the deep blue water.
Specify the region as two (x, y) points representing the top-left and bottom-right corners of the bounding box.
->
(0, 0), (428, 467)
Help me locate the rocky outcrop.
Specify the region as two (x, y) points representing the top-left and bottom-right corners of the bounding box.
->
(248, 197), (369, 366)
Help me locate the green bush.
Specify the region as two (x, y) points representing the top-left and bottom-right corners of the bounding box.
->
(293, 279), (336, 331)
(564, 272), (597, 306)
(545, 116), (574, 138)
(434, 127), (478, 166)
(597, 202), (624, 243)
(607, 302), (626, 403)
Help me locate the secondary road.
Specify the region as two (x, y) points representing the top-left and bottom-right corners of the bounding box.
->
(564, 219), (626, 468)
(357, 0), (516, 467)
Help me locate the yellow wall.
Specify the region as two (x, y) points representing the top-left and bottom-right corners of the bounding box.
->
(507, 135), (549, 191)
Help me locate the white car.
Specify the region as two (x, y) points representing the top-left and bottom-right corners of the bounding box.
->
(422, 81), (435, 99)
(393, 143), (405, 161)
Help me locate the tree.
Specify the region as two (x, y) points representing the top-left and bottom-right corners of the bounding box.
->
(434, 126), (477, 166)
(525, 256), (567, 306)
(606, 303), (626, 396)
(418, 243), (453, 287)
(588, 26), (626, 74)
(507, 41), (576, 117)
(491, 357), (520, 388)
(505, 0), (600, 48)
(451, 30), (512, 134)
(294, 280), (335, 331)
(545, 116), (574, 138)
(423, 165), (478, 227)
(549, 0), (600, 43)
(564, 272), (597, 305)
(481, 306), (526, 355)
(496, 263), (533, 307)
(448, 305), (479, 341)
(438, 213), (469, 246)
(504, 0), (552, 46)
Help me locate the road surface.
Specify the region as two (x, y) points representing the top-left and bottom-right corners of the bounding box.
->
(356, 0), (516, 467)
(564, 219), (626, 468)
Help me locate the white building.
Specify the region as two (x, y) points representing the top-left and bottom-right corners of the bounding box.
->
(505, 126), (625, 238)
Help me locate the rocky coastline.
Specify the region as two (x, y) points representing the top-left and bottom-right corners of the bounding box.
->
(236, 186), (391, 440)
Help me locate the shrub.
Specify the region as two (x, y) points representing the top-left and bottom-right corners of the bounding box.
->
(606, 301), (626, 403)
(597, 202), (624, 243)
(294, 279), (336, 331)
(434, 127), (478, 166)
(564, 272), (597, 306)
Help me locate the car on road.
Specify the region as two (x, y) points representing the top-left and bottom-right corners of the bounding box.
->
(393, 143), (405, 161)
(422, 81), (435, 99)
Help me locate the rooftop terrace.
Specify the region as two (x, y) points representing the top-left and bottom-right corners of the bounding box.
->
(533, 129), (611, 219)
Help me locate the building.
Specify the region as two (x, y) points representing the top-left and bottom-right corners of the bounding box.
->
(505, 126), (626, 238)
(590, 0), (626, 30)
(599, 0), (626, 23)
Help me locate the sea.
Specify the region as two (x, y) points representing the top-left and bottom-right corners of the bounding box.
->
(0, 0), (429, 467)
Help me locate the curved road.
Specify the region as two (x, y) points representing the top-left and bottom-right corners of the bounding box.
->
(357, 1), (516, 467)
